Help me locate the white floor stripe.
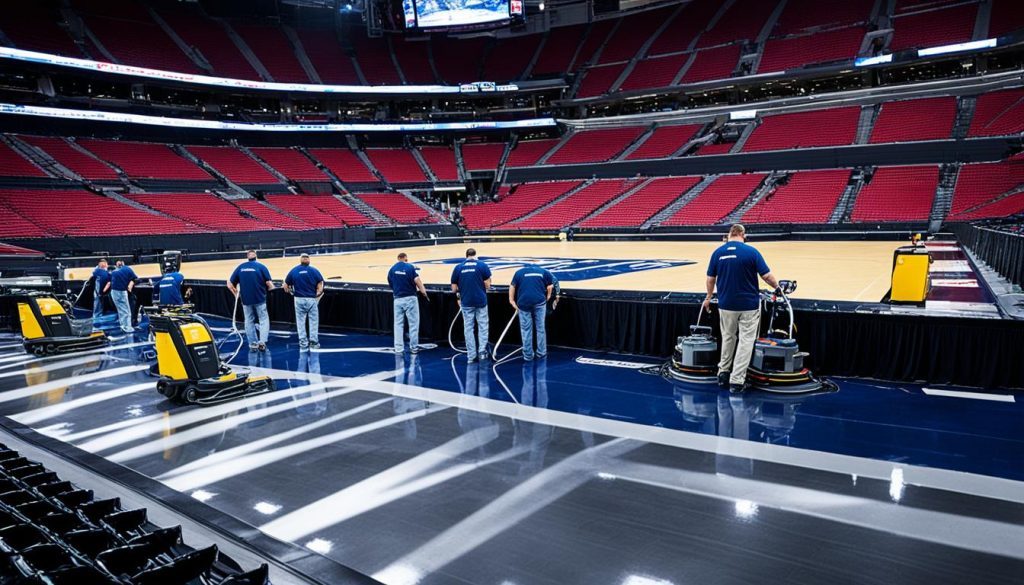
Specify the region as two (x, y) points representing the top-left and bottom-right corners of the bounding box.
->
(263, 444), (526, 542)
(156, 397), (393, 478)
(161, 405), (448, 491)
(12, 382), (154, 425)
(922, 388), (1016, 402)
(0, 341), (151, 371)
(373, 439), (636, 583)
(614, 461), (1024, 560)
(311, 347), (395, 354)
(0, 365), (148, 406)
(75, 371), (395, 454)
(343, 377), (1024, 505)
(109, 386), (391, 464)
(0, 355), (111, 380)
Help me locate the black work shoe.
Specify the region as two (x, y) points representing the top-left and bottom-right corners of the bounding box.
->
(718, 371), (731, 388)
(729, 383), (746, 394)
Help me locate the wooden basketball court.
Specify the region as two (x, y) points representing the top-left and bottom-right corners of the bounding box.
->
(68, 240), (902, 302)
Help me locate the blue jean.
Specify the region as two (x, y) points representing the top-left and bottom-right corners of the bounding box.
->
(393, 296), (419, 352)
(243, 303), (270, 347)
(518, 304), (547, 360)
(294, 297), (319, 347)
(461, 305), (489, 360)
(92, 282), (105, 322)
(110, 290), (132, 333)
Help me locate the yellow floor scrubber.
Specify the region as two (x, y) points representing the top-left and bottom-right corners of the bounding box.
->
(150, 312), (273, 405)
(14, 292), (107, 356)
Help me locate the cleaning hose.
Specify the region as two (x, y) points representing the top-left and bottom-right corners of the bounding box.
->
(216, 290), (244, 364)
(447, 309), (468, 354)
(447, 302), (521, 365)
(490, 311), (522, 365)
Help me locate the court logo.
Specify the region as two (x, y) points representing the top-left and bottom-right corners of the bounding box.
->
(420, 257), (694, 281)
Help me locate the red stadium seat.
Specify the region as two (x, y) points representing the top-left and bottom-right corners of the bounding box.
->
(307, 149), (378, 184)
(187, 146), (280, 185)
(679, 45), (741, 84)
(297, 29), (360, 84)
(580, 177), (702, 228)
(0, 189), (201, 237)
(460, 181), (581, 229)
(461, 143), (505, 172)
(509, 179), (641, 230)
(418, 147), (459, 181)
(505, 140), (560, 168)
(0, 144), (47, 178)
(662, 174), (767, 226)
(232, 23), (311, 83)
(250, 149), (330, 182)
(949, 160), (1024, 216)
(157, 7), (261, 80)
(889, 4), (978, 52)
(742, 169), (850, 224)
(758, 28), (866, 73)
(773, 0), (874, 36)
(357, 193), (438, 224)
(626, 125), (703, 160)
(969, 89), (1024, 137)
(546, 127), (646, 165)
(20, 136), (119, 181)
(363, 149), (428, 184)
(851, 166), (939, 222)
(742, 107), (860, 152)
(697, 0), (776, 48)
(869, 97), (957, 143)
(78, 140), (212, 181)
(267, 194), (373, 227)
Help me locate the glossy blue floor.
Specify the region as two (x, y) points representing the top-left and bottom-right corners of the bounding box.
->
(0, 316), (1021, 584)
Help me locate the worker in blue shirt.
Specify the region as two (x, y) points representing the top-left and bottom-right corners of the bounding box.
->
(109, 262), (138, 333)
(387, 252), (428, 354)
(450, 248), (492, 362)
(91, 258), (110, 325)
(704, 224), (779, 393)
(227, 249), (274, 352)
(155, 271), (187, 306)
(509, 262), (554, 361)
(284, 253), (324, 351)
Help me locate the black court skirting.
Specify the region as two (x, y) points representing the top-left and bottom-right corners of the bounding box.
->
(165, 284), (1024, 391)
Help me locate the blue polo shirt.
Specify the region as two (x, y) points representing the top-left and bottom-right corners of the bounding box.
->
(388, 261), (419, 298)
(93, 267), (110, 291)
(110, 266), (138, 292)
(229, 260), (272, 306)
(285, 264), (324, 298)
(511, 265), (554, 309)
(156, 272), (185, 305)
(450, 258), (491, 308)
(707, 241), (771, 311)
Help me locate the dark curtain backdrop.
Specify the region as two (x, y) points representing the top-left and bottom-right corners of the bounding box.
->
(178, 284), (1024, 390)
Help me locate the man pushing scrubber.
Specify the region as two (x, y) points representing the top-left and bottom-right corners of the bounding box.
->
(703, 224), (780, 393)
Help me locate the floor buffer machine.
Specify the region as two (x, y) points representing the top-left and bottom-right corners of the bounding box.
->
(663, 281), (834, 394)
(150, 312), (274, 405)
(666, 300), (720, 384)
(745, 280), (835, 393)
(8, 290), (108, 356)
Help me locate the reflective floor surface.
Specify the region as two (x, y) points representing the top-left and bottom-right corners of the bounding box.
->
(0, 318), (1020, 584)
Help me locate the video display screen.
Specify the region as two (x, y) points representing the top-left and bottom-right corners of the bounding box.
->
(404, 0), (521, 29)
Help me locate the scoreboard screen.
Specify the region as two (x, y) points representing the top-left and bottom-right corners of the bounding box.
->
(404, 0), (522, 29)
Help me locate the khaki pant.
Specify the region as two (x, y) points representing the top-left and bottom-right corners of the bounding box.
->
(718, 309), (760, 385)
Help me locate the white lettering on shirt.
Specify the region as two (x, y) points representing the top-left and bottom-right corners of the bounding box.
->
(719, 255), (737, 260)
